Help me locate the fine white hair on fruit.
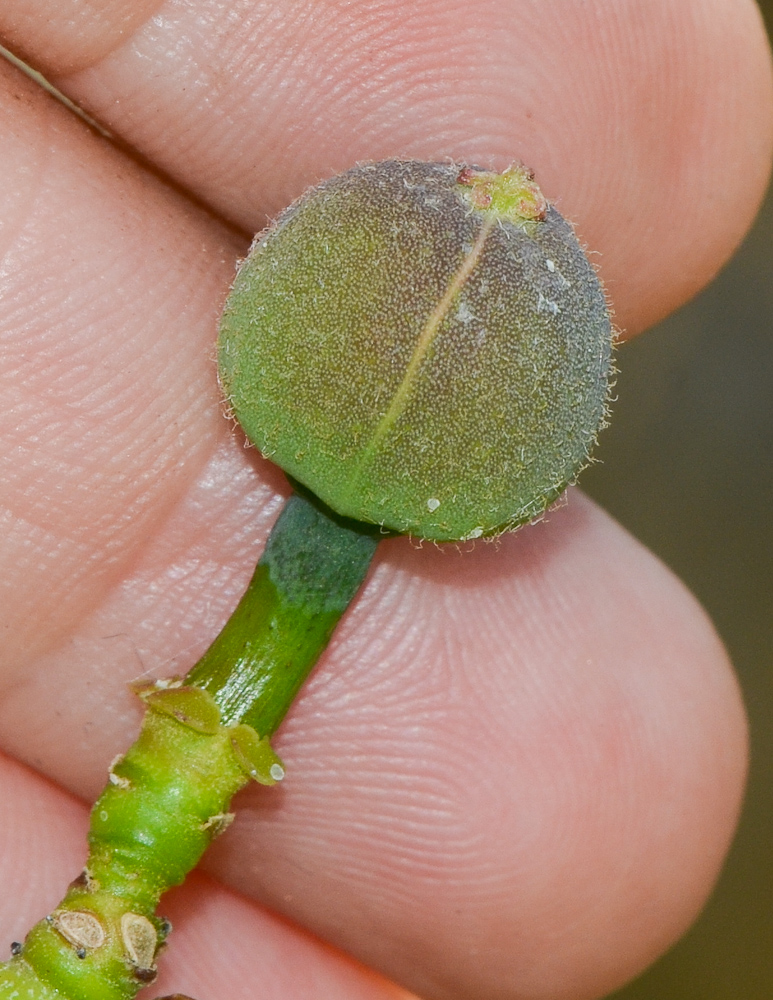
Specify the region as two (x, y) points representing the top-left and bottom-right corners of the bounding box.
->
(219, 160), (613, 541)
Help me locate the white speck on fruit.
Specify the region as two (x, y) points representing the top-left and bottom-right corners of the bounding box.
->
(270, 763), (285, 781)
(427, 498), (441, 511)
(455, 300), (474, 324)
(545, 258), (556, 272)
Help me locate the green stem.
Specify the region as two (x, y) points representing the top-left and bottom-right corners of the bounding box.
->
(1, 492), (379, 1000)
(187, 490), (380, 733)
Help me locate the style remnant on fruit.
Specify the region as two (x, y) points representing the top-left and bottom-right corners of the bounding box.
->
(219, 160), (613, 541)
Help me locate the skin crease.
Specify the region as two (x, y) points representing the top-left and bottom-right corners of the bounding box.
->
(0, 1), (770, 998)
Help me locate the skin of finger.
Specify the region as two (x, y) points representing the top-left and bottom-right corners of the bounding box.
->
(0, 755), (414, 1000)
(0, 61), (243, 672)
(0, 59), (748, 1000)
(2, 0), (772, 336)
(0, 0), (163, 76)
(203, 494), (747, 1000)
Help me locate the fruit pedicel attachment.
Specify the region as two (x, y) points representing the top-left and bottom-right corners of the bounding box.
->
(0, 160), (613, 1000)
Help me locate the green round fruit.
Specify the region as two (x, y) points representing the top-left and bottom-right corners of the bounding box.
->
(218, 160), (612, 541)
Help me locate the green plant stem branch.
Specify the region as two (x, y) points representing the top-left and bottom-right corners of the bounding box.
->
(0, 492), (379, 1000)
(187, 489), (381, 733)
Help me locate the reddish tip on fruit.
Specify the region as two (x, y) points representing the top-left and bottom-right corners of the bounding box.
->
(456, 164), (548, 223)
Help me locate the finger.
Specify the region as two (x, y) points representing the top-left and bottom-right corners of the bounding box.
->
(0, 58), (243, 679)
(207, 493), (746, 1000)
(0, 61), (747, 1000)
(0, 754), (413, 1000)
(2, 0), (772, 334)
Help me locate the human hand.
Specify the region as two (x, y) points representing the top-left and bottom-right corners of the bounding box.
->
(0, 2), (770, 999)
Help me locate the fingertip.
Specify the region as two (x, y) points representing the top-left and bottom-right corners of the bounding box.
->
(0, 0), (164, 76)
(586, 0), (773, 335)
(2, 0), (770, 335)
(209, 495), (749, 1000)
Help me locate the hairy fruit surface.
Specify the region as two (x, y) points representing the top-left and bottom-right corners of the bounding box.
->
(219, 160), (612, 541)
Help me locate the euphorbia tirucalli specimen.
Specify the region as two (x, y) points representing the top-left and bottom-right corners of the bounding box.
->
(0, 160), (612, 1000)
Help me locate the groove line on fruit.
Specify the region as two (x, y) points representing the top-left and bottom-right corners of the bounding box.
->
(344, 213), (495, 498)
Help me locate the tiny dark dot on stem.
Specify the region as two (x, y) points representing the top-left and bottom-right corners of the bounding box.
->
(10, 942), (22, 957)
(133, 966), (158, 983)
(68, 870), (89, 891)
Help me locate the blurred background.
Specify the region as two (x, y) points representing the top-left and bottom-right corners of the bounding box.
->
(589, 3), (773, 996)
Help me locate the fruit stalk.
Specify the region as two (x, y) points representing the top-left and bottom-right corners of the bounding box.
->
(0, 492), (379, 1000)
